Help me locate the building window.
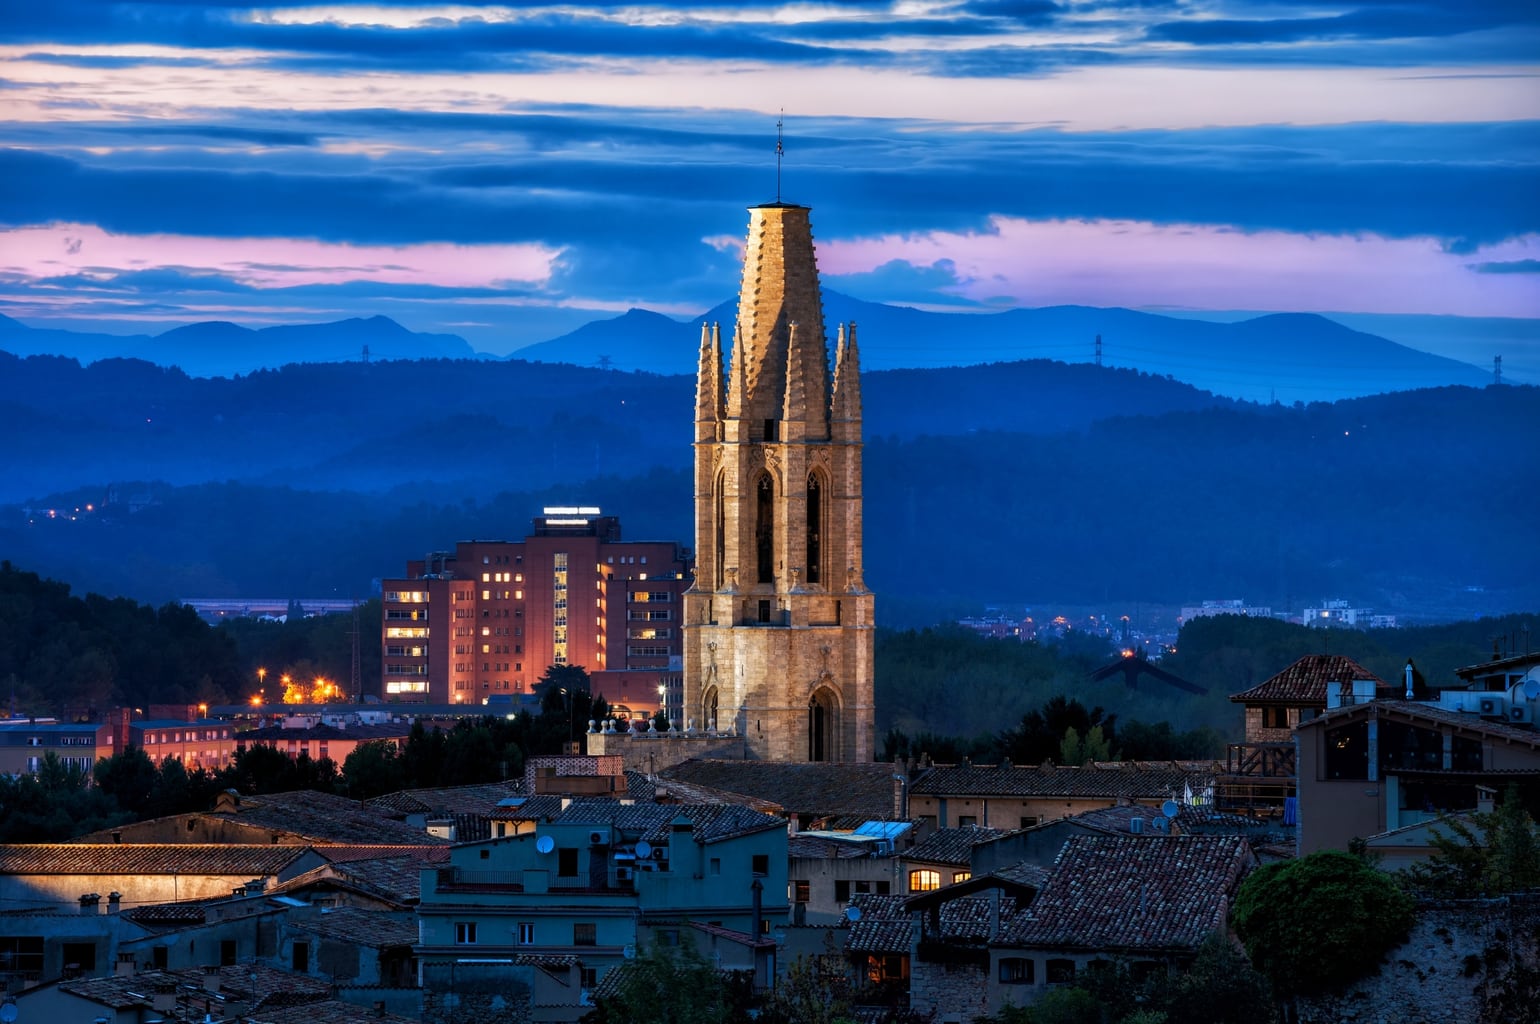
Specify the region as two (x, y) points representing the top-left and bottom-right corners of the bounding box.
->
(909, 869), (940, 892)
(1020, 816), (1039, 829)
(710, 857), (722, 875)
(835, 880), (850, 902)
(574, 923), (597, 946)
(999, 957), (1033, 984)
(558, 848), (579, 877)
(518, 923), (535, 945)
(220, 940), (237, 966)
(1046, 958), (1076, 984)
(1262, 706), (1289, 729)
(953, 871), (971, 884)
(793, 880), (810, 903)
(454, 922), (477, 944)
(752, 854), (769, 876)
(581, 966), (598, 989)
(292, 941), (309, 972)
(958, 815), (977, 827)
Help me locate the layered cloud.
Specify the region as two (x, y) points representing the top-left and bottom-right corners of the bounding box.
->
(0, 0), (1535, 355)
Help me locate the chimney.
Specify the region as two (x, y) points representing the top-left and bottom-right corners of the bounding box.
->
(202, 964), (222, 994)
(115, 952), (137, 977)
(78, 893), (101, 915)
(108, 891), (122, 913)
(153, 982), (177, 1012)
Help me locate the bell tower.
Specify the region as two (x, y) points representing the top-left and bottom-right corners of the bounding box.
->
(682, 202), (875, 762)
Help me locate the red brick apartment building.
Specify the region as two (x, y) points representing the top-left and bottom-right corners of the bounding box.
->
(380, 508), (690, 704)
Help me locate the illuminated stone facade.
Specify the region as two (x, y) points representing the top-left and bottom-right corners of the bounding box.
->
(681, 202), (875, 762)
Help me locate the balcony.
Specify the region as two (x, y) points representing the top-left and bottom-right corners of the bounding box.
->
(1225, 742), (1295, 779)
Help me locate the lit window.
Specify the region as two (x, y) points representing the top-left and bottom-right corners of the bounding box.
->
(953, 871), (971, 884)
(909, 869), (940, 892)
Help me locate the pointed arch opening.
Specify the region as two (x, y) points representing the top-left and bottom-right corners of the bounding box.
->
(714, 470), (726, 589)
(702, 686), (720, 733)
(755, 472), (775, 584)
(805, 471), (825, 585)
(808, 686), (841, 762)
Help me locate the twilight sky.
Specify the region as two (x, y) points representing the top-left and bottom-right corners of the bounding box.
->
(0, 0), (1537, 359)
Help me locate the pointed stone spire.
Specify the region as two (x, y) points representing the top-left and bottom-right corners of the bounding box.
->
(726, 322), (747, 420)
(831, 320), (863, 438)
(695, 321), (723, 440)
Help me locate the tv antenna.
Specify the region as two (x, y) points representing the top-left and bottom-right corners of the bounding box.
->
(1494, 355), (1503, 386)
(1094, 334), (1102, 368)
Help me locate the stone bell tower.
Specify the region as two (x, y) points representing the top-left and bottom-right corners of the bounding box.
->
(681, 202), (875, 762)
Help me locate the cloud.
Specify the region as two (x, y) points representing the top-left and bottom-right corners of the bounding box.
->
(822, 258), (989, 307)
(1471, 259), (1540, 274)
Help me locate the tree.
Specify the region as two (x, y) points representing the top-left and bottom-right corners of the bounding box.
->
(93, 746), (160, 817)
(1059, 724), (1112, 766)
(755, 953), (857, 1024)
(343, 739), (408, 798)
(1232, 850), (1414, 996)
(1401, 785), (1540, 896)
(1159, 933), (1276, 1024)
(582, 939), (745, 1024)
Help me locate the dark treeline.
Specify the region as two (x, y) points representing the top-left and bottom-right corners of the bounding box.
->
(876, 611), (1538, 751)
(4, 352), (1535, 623)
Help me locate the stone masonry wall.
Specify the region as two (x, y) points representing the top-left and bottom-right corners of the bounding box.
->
(910, 961), (991, 1024)
(1296, 896), (1540, 1024)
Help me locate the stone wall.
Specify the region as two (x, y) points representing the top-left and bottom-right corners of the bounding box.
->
(584, 728), (746, 774)
(1297, 896), (1540, 1024)
(910, 960), (991, 1024)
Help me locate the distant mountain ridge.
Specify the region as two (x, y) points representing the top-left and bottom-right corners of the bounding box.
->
(517, 293), (1489, 403)
(0, 312), (476, 376)
(1, 294), (1490, 403)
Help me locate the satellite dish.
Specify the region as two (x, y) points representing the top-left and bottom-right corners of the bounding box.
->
(622, 944), (636, 960)
(1161, 800), (1180, 818)
(844, 905), (862, 922)
(0, 1001), (16, 1023)
(635, 841), (653, 859)
(535, 835), (555, 855)
(1524, 678), (1540, 700)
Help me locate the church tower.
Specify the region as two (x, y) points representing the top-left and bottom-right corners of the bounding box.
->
(682, 202), (875, 762)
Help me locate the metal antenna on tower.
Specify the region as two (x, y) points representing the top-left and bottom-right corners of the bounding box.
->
(776, 110), (785, 202)
(349, 599), (362, 702)
(1095, 334), (1102, 368)
(1494, 355), (1503, 386)
(362, 344), (370, 365)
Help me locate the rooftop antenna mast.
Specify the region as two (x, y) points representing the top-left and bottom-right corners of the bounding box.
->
(776, 110), (785, 203)
(1494, 355), (1503, 386)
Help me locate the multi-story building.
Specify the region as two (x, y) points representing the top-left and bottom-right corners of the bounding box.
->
(0, 720), (113, 777)
(682, 201), (876, 762)
(380, 508), (690, 704)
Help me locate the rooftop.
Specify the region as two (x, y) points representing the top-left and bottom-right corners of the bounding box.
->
(902, 826), (1005, 867)
(998, 835), (1254, 953)
(1296, 698), (1540, 748)
(660, 758), (898, 819)
(0, 844), (311, 876)
(1229, 653), (1391, 705)
(910, 762), (1215, 800)
(284, 906), (418, 948)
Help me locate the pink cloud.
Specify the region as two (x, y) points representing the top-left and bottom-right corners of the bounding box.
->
(0, 224), (558, 289)
(818, 218), (1540, 318)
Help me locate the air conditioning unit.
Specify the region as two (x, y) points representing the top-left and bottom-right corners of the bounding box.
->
(589, 831), (608, 846)
(1479, 697), (1505, 717)
(616, 866), (634, 882)
(1510, 705), (1532, 725)
(652, 847), (669, 861)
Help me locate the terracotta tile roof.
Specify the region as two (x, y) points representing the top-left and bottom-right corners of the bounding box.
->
(286, 907), (418, 948)
(660, 759), (898, 819)
(364, 781), (524, 817)
(1296, 699), (1540, 748)
(318, 845), (451, 864)
(844, 894), (912, 954)
(488, 794), (567, 821)
(0, 844), (310, 876)
(911, 762), (1213, 800)
(999, 835), (1254, 954)
(902, 826), (1004, 867)
(215, 790), (449, 846)
(1069, 805), (1258, 835)
(690, 920), (776, 948)
(166, 962), (331, 1007)
(1229, 654), (1391, 705)
(591, 957), (738, 1002)
(553, 799), (785, 845)
(788, 835), (878, 860)
(57, 974), (153, 1009)
(993, 861), (1053, 890)
(244, 998), (420, 1024)
(275, 854), (429, 905)
(516, 953), (582, 969)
